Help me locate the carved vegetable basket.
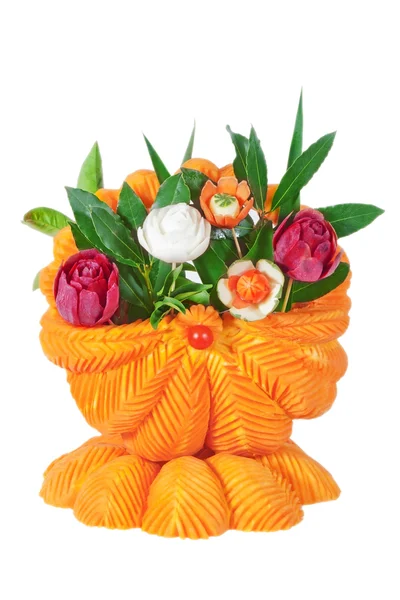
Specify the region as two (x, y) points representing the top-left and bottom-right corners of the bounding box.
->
(38, 227), (350, 538)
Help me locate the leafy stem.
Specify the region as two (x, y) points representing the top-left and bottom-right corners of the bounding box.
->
(281, 278), (293, 312)
(231, 228), (242, 258)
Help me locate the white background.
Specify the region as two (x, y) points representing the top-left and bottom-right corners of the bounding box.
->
(1, 1), (399, 599)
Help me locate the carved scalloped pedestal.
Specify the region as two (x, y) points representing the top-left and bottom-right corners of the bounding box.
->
(38, 228), (350, 538)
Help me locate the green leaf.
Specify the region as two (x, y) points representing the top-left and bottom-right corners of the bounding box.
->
(66, 187), (143, 266)
(182, 122), (196, 164)
(245, 221), (273, 262)
(317, 203), (384, 238)
(112, 300), (149, 324)
(32, 270), (41, 291)
(143, 135), (170, 184)
(77, 142), (103, 193)
(22, 207), (70, 236)
(246, 126), (268, 212)
(181, 168), (209, 202)
(271, 132), (336, 212)
(150, 259), (171, 293)
(150, 296), (186, 329)
(158, 264), (183, 296)
(226, 126), (249, 182)
(182, 262), (196, 272)
(153, 174), (190, 209)
(209, 238), (238, 265)
(280, 90), (304, 222)
(175, 289), (210, 305)
(292, 262), (350, 303)
(288, 89), (303, 169)
(222, 215), (254, 239)
(90, 207), (143, 266)
(66, 187), (111, 253)
(193, 244), (227, 286)
(117, 182), (147, 230)
(117, 263), (152, 312)
(69, 222), (93, 250)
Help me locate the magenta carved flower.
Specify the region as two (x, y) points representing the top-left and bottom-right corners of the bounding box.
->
(273, 209), (342, 282)
(54, 249), (119, 326)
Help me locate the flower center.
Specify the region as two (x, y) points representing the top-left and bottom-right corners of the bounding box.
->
(187, 325), (214, 349)
(210, 193), (240, 218)
(230, 269), (270, 304)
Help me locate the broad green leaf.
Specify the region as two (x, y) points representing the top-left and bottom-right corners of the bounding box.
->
(153, 174), (190, 209)
(66, 187), (142, 265)
(112, 300), (149, 324)
(77, 141), (103, 193)
(317, 203), (384, 238)
(158, 264), (183, 296)
(209, 238), (237, 265)
(193, 244), (227, 286)
(175, 289), (210, 305)
(271, 132), (336, 212)
(150, 305), (171, 329)
(143, 135), (170, 184)
(32, 270), (41, 291)
(91, 207), (143, 266)
(182, 262), (196, 272)
(150, 259), (171, 292)
(150, 296), (186, 329)
(66, 186), (112, 253)
(245, 221), (273, 262)
(226, 126), (249, 182)
(118, 264), (152, 312)
(292, 262), (350, 303)
(117, 182), (147, 230)
(280, 90), (304, 222)
(172, 281), (212, 297)
(22, 207), (70, 236)
(181, 122), (196, 164)
(69, 222), (93, 250)
(181, 168), (209, 202)
(246, 126), (268, 212)
(222, 215), (254, 239)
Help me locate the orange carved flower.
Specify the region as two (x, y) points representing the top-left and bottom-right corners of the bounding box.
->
(200, 176), (254, 228)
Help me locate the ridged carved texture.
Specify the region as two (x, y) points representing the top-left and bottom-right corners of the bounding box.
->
(39, 227), (351, 463)
(41, 435), (338, 538)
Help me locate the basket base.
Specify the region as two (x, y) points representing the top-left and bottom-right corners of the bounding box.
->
(40, 436), (340, 538)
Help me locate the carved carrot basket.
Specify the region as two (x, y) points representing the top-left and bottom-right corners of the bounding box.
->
(25, 96), (383, 538)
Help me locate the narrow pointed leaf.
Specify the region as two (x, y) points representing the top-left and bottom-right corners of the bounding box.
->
(150, 259), (171, 292)
(316, 203), (384, 238)
(271, 132), (336, 212)
(226, 126), (249, 182)
(292, 262), (350, 303)
(193, 244), (227, 286)
(280, 90), (304, 222)
(153, 174), (190, 209)
(117, 182), (147, 230)
(181, 122), (196, 164)
(77, 142), (103, 193)
(22, 207), (70, 236)
(143, 135), (170, 184)
(246, 126), (268, 211)
(288, 90), (303, 168)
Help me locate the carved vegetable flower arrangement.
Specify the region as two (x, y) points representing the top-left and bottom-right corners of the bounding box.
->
(23, 92), (384, 539)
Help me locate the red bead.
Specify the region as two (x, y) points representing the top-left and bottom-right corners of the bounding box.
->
(187, 325), (214, 350)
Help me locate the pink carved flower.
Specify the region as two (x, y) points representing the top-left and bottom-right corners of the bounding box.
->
(273, 209), (341, 282)
(54, 249), (119, 326)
